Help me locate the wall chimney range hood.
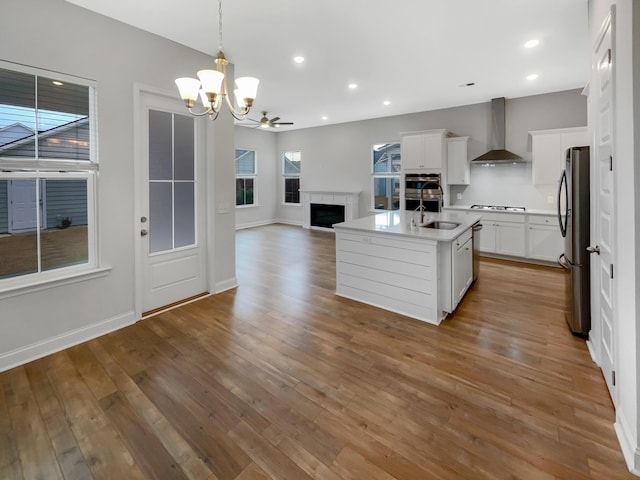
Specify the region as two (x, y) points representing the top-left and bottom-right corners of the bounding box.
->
(472, 97), (523, 163)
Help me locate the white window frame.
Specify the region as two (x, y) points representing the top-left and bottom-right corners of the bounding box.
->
(235, 148), (257, 208)
(371, 142), (401, 211)
(282, 150), (301, 205)
(0, 61), (107, 299)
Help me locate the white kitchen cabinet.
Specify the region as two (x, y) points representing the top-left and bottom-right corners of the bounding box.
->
(447, 136), (470, 185)
(526, 215), (563, 262)
(476, 212), (526, 257)
(452, 228), (473, 308)
(496, 221), (526, 256)
(401, 129), (447, 170)
(478, 222), (497, 252)
(530, 126), (588, 185)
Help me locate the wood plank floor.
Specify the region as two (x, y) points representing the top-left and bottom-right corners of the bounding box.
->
(1, 223), (634, 479)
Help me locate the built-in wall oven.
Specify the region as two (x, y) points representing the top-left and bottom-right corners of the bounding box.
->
(404, 173), (442, 212)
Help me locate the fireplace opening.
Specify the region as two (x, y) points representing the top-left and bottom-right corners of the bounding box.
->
(310, 203), (345, 228)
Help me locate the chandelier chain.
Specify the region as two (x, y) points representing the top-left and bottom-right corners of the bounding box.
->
(218, 0), (223, 52)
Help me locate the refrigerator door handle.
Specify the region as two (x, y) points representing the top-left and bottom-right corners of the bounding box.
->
(557, 169), (568, 237)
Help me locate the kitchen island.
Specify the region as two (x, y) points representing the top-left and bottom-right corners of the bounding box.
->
(333, 211), (481, 325)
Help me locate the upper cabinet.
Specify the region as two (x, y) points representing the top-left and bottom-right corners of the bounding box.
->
(446, 136), (469, 185)
(401, 129), (447, 171)
(530, 126), (588, 185)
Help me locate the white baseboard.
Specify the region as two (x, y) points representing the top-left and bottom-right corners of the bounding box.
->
(236, 219), (278, 230)
(615, 410), (640, 475)
(274, 218), (303, 227)
(0, 311), (136, 372)
(215, 277), (238, 294)
(585, 338), (598, 364)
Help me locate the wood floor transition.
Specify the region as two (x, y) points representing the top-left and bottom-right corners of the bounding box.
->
(0, 223), (633, 479)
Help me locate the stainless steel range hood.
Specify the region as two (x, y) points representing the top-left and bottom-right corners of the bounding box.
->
(472, 97), (523, 162)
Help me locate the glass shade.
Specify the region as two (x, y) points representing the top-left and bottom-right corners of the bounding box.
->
(197, 69), (224, 95)
(233, 89), (246, 109)
(175, 77), (201, 101)
(199, 89), (211, 108)
(235, 77), (259, 100)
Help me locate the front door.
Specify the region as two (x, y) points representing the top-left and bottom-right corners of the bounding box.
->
(8, 179), (45, 232)
(591, 11), (616, 401)
(137, 91), (207, 315)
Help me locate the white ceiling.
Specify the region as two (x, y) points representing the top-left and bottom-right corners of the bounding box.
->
(65, 0), (589, 131)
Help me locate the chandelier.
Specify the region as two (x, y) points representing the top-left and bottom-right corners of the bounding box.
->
(175, 0), (259, 120)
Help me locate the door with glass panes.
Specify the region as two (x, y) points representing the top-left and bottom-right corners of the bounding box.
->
(139, 92), (207, 314)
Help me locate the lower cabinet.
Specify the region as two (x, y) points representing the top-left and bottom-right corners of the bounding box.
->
(476, 213), (526, 257)
(443, 208), (562, 265)
(452, 229), (473, 308)
(526, 215), (563, 262)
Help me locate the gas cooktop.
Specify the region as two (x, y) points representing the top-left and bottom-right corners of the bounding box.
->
(470, 204), (526, 212)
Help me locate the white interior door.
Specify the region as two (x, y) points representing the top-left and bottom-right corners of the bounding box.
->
(138, 92), (207, 315)
(8, 179), (44, 232)
(591, 12), (616, 401)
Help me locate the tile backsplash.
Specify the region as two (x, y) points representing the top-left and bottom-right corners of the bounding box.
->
(448, 162), (557, 210)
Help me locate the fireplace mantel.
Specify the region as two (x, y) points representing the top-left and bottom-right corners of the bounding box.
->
(300, 190), (360, 229)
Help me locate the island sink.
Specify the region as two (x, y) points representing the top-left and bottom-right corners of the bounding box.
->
(421, 221), (461, 230)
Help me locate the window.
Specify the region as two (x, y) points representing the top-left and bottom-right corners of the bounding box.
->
(235, 149), (256, 206)
(283, 150), (301, 204)
(371, 143), (400, 210)
(0, 63), (97, 287)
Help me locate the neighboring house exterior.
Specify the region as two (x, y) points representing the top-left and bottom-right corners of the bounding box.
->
(0, 122), (33, 145)
(0, 118), (89, 234)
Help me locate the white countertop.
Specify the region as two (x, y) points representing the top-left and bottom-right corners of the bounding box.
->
(333, 211), (481, 242)
(444, 205), (556, 216)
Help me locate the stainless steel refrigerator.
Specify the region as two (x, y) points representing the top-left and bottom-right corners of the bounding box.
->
(557, 146), (591, 336)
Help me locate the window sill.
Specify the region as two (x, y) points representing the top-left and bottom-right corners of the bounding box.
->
(281, 203), (302, 207)
(236, 204), (260, 209)
(369, 209), (400, 214)
(0, 266), (112, 300)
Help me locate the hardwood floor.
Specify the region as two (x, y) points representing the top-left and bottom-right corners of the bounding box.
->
(0, 223), (633, 479)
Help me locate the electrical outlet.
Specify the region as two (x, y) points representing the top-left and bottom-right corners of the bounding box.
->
(547, 195), (554, 204)
(456, 193), (462, 200)
(218, 202), (231, 214)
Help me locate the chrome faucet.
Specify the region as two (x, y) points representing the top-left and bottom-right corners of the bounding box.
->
(415, 182), (444, 223)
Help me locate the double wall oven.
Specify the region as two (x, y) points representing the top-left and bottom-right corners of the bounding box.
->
(404, 173), (443, 212)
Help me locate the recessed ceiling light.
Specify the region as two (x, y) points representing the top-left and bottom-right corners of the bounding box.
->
(321, 116), (328, 121)
(52, 80), (64, 86)
(383, 100), (391, 106)
(293, 56), (305, 64)
(526, 73), (539, 81)
(524, 39), (539, 49)
(348, 83), (358, 90)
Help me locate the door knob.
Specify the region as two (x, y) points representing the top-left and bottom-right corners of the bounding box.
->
(140, 229), (148, 237)
(586, 245), (600, 255)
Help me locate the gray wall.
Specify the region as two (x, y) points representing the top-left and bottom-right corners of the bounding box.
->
(273, 89), (587, 222)
(234, 127), (278, 228)
(0, 0), (235, 366)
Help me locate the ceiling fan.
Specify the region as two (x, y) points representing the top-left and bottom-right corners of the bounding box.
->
(238, 111), (294, 129)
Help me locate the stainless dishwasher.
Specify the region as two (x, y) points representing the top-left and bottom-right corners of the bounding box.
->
(472, 221), (482, 282)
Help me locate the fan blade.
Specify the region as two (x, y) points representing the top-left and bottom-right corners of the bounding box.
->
(272, 122), (294, 125)
(269, 116), (280, 123)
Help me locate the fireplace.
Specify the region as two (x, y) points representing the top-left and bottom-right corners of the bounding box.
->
(310, 203), (345, 228)
(300, 190), (360, 230)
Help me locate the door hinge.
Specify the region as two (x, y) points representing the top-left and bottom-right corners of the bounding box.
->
(610, 155), (613, 171)
(608, 48), (612, 65)
(610, 264), (614, 279)
(612, 370), (616, 386)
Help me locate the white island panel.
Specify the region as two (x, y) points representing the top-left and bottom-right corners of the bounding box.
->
(334, 211), (479, 325)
